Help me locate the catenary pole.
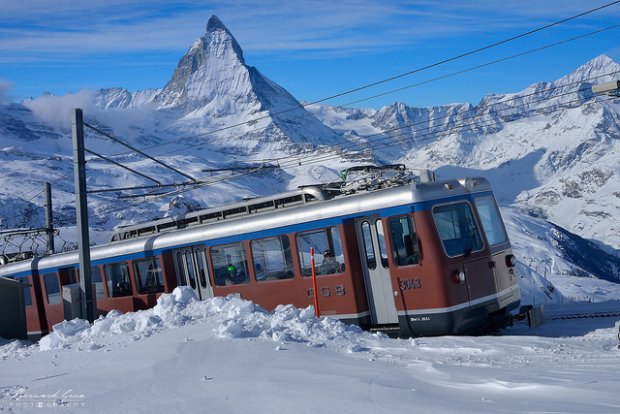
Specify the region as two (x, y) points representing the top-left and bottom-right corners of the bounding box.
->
(44, 182), (54, 255)
(72, 108), (95, 323)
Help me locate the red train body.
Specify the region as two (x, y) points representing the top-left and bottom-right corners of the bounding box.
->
(1, 172), (521, 339)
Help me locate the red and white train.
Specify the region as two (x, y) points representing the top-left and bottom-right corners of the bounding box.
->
(0, 166), (521, 339)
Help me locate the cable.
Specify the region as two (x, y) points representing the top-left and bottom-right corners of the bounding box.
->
(83, 122), (198, 183)
(334, 23), (620, 109)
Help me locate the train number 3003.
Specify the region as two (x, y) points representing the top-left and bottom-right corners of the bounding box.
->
(399, 278), (422, 290)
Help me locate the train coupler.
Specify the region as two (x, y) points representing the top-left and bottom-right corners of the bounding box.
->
(512, 304), (545, 328)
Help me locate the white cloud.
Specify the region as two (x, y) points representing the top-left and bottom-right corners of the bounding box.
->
(2, 0), (618, 62)
(23, 90), (99, 130)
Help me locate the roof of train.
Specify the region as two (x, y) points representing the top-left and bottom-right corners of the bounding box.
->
(0, 177), (493, 276)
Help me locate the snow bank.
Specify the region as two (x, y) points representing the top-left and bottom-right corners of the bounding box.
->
(36, 287), (372, 352)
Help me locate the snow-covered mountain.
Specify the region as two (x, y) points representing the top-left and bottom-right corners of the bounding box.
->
(0, 16), (619, 293)
(96, 15), (343, 155)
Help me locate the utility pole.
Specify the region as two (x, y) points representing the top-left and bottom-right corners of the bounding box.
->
(44, 182), (54, 255)
(72, 108), (95, 323)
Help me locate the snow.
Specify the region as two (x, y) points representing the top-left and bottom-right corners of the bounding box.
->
(1, 285), (620, 413)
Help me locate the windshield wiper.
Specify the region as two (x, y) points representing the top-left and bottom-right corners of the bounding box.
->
(463, 227), (477, 258)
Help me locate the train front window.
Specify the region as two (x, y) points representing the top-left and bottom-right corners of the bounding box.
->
(134, 257), (165, 294)
(296, 227), (345, 276)
(104, 262), (133, 297)
(474, 196), (508, 246)
(433, 202), (484, 257)
(211, 242), (249, 286)
(251, 235), (294, 282)
(388, 216), (420, 266)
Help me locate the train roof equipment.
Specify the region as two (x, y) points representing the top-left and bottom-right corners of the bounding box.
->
(110, 165), (435, 242)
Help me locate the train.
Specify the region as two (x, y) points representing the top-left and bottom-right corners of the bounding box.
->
(0, 165), (521, 339)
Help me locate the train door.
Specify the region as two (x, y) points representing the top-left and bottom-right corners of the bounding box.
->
(172, 246), (213, 300)
(354, 217), (398, 325)
(462, 257), (496, 305)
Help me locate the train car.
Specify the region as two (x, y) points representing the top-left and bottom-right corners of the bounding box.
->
(0, 166), (521, 339)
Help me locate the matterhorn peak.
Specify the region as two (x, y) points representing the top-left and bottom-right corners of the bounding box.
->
(206, 15), (229, 34)
(156, 15), (246, 107)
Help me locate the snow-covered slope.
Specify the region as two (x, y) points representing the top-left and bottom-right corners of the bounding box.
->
(1, 287), (619, 413)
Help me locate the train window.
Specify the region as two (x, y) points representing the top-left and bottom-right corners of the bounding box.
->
(43, 273), (61, 305)
(91, 266), (106, 299)
(433, 202), (483, 257)
(104, 262), (133, 297)
(75, 267), (105, 298)
(57, 267), (78, 286)
(24, 277), (33, 306)
(134, 257), (165, 294)
(183, 251), (197, 289)
(175, 252), (188, 287)
(474, 196), (508, 246)
(251, 235), (294, 282)
(211, 242), (249, 286)
(388, 216), (420, 266)
(195, 249), (209, 289)
(375, 219), (389, 268)
(361, 222), (377, 270)
(296, 227), (345, 276)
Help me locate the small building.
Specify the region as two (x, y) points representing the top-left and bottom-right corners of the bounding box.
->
(0, 276), (30, 340)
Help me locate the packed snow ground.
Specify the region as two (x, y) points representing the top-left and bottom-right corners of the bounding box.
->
(1, 280), (620, 414)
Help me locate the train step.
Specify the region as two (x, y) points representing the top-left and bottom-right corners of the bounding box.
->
(369, 324), (401, 337)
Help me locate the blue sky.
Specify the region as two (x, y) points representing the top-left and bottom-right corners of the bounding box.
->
(1, 0), (619, 108)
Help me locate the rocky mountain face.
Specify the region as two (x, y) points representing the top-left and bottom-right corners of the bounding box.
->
(96, 16), (342, 155)
(0, 16), (618, 285)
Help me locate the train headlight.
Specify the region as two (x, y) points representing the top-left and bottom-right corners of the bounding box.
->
(452, 270), (466, 285)
(505, 254), (517, 268)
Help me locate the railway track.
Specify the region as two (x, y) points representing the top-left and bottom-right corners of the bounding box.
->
(545, 311), (620, 321)
(543, 310), (620, 342)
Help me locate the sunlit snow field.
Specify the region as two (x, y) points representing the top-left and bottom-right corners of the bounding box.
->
(1, 277), (619, 414)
